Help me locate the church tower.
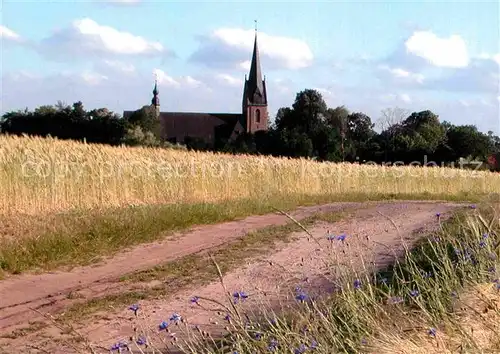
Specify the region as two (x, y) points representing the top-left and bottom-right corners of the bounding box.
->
(242, 25), (268, 133)
(151, 79), (160, 118)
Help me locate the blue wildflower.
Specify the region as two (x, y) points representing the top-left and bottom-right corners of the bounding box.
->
(337, 233), (347, 241)
(159, 321), (169, 330)
(190, 296), (200, 304)
(410, 289), (419, 297)
(479, 241), (487, 248)
(310, 340), (318, 349)
(233, 291), (249, 303)
(268, 338), (278, 351)
(483, 233), (489, 239)
(110, 341), (128, 351)
(353, 279), (362, 289)
(379, 277), (388, 285)
(294, 344), (307, 354)
(136, 336), (146, 346)
(170, 313), (182, 322)
(436, 212), (441, 218)
(128, 304), (139, 316)
(470, 205), (476, 209)
(224, 314), (231, 322)
(295, 291), (308, 302)
(254, 332), (262, 340)
(428, 328), (437, 337)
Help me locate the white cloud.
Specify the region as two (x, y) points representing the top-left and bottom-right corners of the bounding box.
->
(400, 93), (412, 103)
(378, 65), (425, 84)
(216, 28), (313, 69)
(421, 56), (499, 93)
(80, 71), (109, 85)
(272, 78), (294, 95)
(153, 69), (180, 87)
(405, 31), (469, 68)
(190, 28), (313, 71)
(478, 52), (500, 66)
(379, 93), (413, 104)
(183, 75), (203, 88)
(215, 73), (243, 87)
(239, 60), (251, 71)
(37, 18), (168, 61)
(102, 60), (135, 73)
(152, 69), (204, 89)
(0, 25), (21, 41)
(314, 87), (334, 97)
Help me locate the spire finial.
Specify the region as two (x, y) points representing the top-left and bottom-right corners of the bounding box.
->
(254, 19), (257, 33)
(152, 72), (159, 96)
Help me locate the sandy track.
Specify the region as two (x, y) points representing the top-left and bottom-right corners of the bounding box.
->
(0, 200), (468, 353)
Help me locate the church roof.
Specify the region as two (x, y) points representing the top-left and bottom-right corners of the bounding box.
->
(159, 112), (241, 142)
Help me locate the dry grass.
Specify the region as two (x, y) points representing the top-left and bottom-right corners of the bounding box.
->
(0, 134), (497, 216)
(373, 282), (500, 354)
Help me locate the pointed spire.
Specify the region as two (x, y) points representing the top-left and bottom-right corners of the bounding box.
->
(151, 79), (159, 106)
(247, 25), (264, 97)
(153, 79), (159, 95)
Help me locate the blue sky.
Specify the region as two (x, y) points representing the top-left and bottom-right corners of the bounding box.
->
(1, 0), (499, 133)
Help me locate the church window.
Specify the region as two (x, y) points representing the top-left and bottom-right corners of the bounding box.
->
(256, 109), (261, 123)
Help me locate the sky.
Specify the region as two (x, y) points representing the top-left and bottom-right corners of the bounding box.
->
(1, 0), (499, 134)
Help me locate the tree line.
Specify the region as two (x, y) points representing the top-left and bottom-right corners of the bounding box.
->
(1, 89), (499, 171)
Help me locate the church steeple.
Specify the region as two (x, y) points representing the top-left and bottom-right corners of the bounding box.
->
(245, 24), (266, 105)
(151, 79), (160, 120)
(151, 80), (159, 106)
(242, 22), (268, 134)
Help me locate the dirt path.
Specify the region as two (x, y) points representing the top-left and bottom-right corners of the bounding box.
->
(0, 200), (468, 353)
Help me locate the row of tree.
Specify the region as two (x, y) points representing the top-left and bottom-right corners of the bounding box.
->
(0, 101), (182, 149)
(225, 89), (500, 169)
(1, 89), (499, 170)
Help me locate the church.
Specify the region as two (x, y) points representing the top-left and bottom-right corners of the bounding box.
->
(123, 30), (269, 148)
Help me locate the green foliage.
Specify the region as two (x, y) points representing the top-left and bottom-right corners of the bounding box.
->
(121, 125), (162, 147)
(2, 90), (499, 165)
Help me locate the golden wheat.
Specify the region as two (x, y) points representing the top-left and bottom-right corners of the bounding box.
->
(0, 134), (499, 215)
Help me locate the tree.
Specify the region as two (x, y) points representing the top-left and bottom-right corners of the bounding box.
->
(346, 112), (376, 160)
(445, 124), (493, 161)
(125, 105), (161, 140)
(376, 107), (410, 161)
(325, 106), (350, 161)
(377, 107), (409, 131)
(276, 89), (327, 134)
(121, 125), (161, 147)
(391, 110), (446, 162)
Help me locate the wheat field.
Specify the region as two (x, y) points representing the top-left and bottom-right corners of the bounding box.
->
(0, 134), (498, 215)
